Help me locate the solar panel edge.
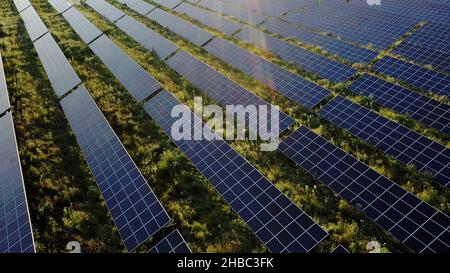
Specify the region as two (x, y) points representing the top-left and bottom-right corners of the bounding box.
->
(149, 229), (191, 253)
(0, 52), (11, 115)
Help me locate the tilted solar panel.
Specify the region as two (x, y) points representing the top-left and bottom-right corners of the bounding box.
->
(85, 0), (125, 22)
(165, 50), (295, 134)
(118, 0), (155, 16)
(393, 42), (450, 74)
(318, 96), (450, 189)
(144, 90), (328, 253)
(221, 0), (307, 17)
(372, 56), (450, 98)
(60, 85), (171, 252)
(204, 37), (332, 109)
(400, 22), (450, 53)
(147, 8), (213, 47)
(152, 0), (182, 9)
(348, 74), (450, 134)
(174, 2), (243, 36)
(261, 19), (378, 65)
(13, 0), (31, 13)
(332, 245), (349, 253)
(279, 126), (450, 253)
(33, 33), (81, 97)
(0, 113), (35, 253)
(235, 26), (356, 83)
(88, 35), (162, 102)
(115, 15), (178, 59)
(18, 6), (48, 42)
(198, 0), (268, 26)
(0, 53), (10, 115)
(61, 7), (103, 44)
(47, 0), (72, 14)
(149, 229), (191, 253)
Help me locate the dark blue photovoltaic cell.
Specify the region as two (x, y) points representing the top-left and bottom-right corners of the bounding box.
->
(86, 0), (125, 22)
(279, 126), (450, 253)
(118, 0), (155, 16)
(61, 6), (103, 44)
(261, 19), (378, 65)
(198, 0), (268, 26)
(147, 8), (213, 47)
(165, 50), (295, 134)
(152, 0), (182, 9)
(144, 90), (328, 253)
(348, 74), (450, 134)
(115, 16), (178, 59)
(403, 22), (450, 54)
(60, 85), (170, 252)
(13, 0), (31, 13)
(204, 37), (332, 109)
(332, 245), (349, 253)
(0, 53), (10, 114)
(372, 56), (450, 98)
(235, 26), (356, 83)
(318, 96), (450, 189)
(174, 2), (242, 36)
(0, 113), (35, 253)
(18, 6), (48, 42)
(48, 0), (72, 14)
(89, 35), (162, 102)
(149, 230), (191, 253)
(221, 0), (307, 17)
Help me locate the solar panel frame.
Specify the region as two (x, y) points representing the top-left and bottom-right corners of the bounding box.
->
(144, 90), (329, 253)
(118, 0), (155, 16)
(61, 6), (103, 45)
(149, 229), (191, 253)
(198, 0), (268, 26)
(13, 0), (31, 13)
(332, 245), (349, 253)
(60, 85), (171, 252)
(33, 33), (81, 97)
(0, 112), (35, 253)
(47, 0), (72, 14)
(85, 0), (125, 23)
(279, 126), (450, 253)
(0, 53), (11, 115)
(404, 22), (450, 54)
(88, 34), (162, 102)
(18, 6), (48, 42)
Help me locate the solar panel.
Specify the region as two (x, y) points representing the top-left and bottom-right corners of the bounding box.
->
(174, 2), (242, 36)
(144, 90), (328, 253)
(33, 33), (81, 97)
(147, 8), (213, 47)
(279, 126), (450, 253)
(261, 19), (378, 65)
(235, 26), (356, 83)
(204, 37), (332, 109)
(332, 245), (349, 253)
(149, 229), (191, 253)
(152, 0), (182, 9)
(13, 0), (31, 13)
(372, 56), (450, 98)
(48, 0), (72, 14)
(0, 53), (10, 115)
(0, 112), (35, 253)
(198, 0), (268, 26)
(85, 0), (125, 23)
(88, 35), (162, 102)
(118, 0), (155, 16)
(60, 85), (171, 252)
(165, 50), (295, 133)
(115, 15), (178, 59)
(18, 6), (48, 42)
(404, 22), (450, 54)
(221, 0), (307, 17)
(348, 74), (450, 134)
(318, 96), (450, 189)
(61, 7), (103, 44)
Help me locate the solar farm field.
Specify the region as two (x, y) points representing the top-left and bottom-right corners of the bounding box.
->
(0, 0), (449, 254)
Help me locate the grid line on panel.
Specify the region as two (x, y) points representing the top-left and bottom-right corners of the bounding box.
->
(149, 230), (191, 253)
(0, 113), (35, 253)
(13, 0), (31, 13)
(279, 126), (450, 253)
(317, 96), (450, 189)
(403, 22), (450, 54)
(348, 74), (450, 134)
(198, 0), (268, 26)
(144, 90), (328, 253)
(204, 37), (332, 109)
(18, 6), (48, 42)
(60, 86), (170, 252)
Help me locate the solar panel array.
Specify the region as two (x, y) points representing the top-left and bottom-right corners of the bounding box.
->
(279, 126), (450, 253)
(165, 50), (295, 133)
(89, 35), (162, 102)
(221, 0), (307, 17)
(260, 19), (378, 65)
(204, 37), (332, 109)
(152, 0), (183, 9)
(60, 85), (171, 252)
(0, 53), (10, 114)
(118, 0), (155, 16)
(62, 7), (103, 44)
(115, 15), (178, 59)
(174, 2), (242, 36)
(85, 0), (125, 23)
(372, 56), (450, 98)
(147, 8), (213, 47)
(198, 0), (268, 26)
(144, 90), (328, 253)
(48, 0), (72, 14)
(403, 22), (450, 54)
(348, 74), (450, 134)
(149, 230), (191, 253)
(235, 26), (356, 83)
(13, 0), (31, 13)
(318, 96), (450, 189)
(0, 112), (35, 253)
(19, 5), (48, 42)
